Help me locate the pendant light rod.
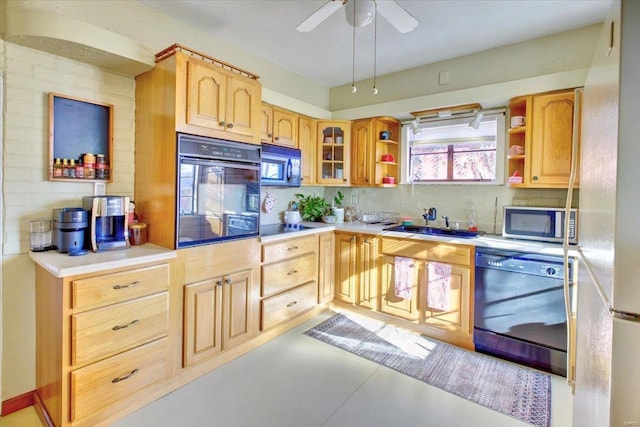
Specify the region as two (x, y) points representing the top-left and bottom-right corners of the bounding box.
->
(351, 0), (357, 93)
(372, 1), (378, 95)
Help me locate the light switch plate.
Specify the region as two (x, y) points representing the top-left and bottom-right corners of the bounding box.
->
(93, 182), (106, 196)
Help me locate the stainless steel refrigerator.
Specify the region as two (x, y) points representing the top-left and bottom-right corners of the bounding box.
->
(573, 1), (640, 426)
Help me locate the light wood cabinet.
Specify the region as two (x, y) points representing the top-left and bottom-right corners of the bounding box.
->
(261, 103), (298, 147)
(351, 116), (400, 187)
(318, 232), (335, 303)
(508, 89), (580, 188)
(335, 232), (357, 304)
(317, 120), (351, 186)
(181, 239), (259, 368)
(35, 259), (172, 427)
(180, 54), (261, 143)
(334, 232), (378, 308)
(378, 238), (474, 343)
(260, 235), (319, 330)
(299, 115), (317, 185)
(135, 47), (262, 249)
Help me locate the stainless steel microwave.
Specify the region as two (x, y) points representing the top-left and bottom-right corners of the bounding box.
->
(260, 144), (301, 187)
(502, 206), (578, 244)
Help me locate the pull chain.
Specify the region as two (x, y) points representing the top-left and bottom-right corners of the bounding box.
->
(351, 0), (357, 94)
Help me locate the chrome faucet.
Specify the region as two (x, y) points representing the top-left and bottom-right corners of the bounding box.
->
(442, 215), (450, 228)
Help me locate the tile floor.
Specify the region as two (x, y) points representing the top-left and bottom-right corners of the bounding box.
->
(1, 311), (573, 427)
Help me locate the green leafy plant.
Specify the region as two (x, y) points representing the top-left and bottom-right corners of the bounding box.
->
(295, 193), (332, 222)
(333, 191), (345, 208)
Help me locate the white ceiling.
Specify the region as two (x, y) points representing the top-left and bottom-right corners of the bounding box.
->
(138, 0), (611, 88)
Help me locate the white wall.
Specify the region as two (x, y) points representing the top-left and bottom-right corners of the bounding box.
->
(1, 42), (136, 401)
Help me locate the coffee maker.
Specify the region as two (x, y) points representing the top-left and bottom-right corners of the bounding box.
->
(82, 196), (130, 252)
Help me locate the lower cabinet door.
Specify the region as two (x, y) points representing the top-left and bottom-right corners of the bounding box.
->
(183, 278), (223, 367)
(261, 281), (317, 330)
(379, 255), (420, 320)
(222, 270), (254, 349)
(318, 233), (335, 304)
(70, 338), (168, 423)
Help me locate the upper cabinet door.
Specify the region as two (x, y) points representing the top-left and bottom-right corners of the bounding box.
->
(528, 90), (579, 187)
(317, 121), (351, 186)
(299, 116), (317, 185)
(186, 59), (227, 132)
(351, 119), (374, 186)
(225, 75), (261, 142)
(272, 108), (298, 148)
(260, 104), (274, 143)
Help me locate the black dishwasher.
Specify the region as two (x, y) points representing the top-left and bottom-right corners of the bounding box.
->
(474, 247), (574, 376)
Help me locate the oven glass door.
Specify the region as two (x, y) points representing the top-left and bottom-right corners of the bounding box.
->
(177, 157), (259, 247)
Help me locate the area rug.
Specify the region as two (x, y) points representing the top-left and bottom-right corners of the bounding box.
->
(304, 313), (551, 427)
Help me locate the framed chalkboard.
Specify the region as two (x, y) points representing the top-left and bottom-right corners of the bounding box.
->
(48, 93), (113, 181)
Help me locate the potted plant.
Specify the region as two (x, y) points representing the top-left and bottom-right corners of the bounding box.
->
(332, 191), (345, 223)
(295, 193), (332, 222)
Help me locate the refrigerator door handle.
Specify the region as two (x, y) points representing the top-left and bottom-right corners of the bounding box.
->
(610, 308), (640, 322)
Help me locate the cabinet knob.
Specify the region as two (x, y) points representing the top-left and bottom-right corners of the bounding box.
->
(225, 278), (231, 284)
(533, 176), (539, 181)
(112, 369), (139, 383)
(274, 136), (279, 140)
(268, 133), (272, 138)
(219, 121), (226, 126)
(227, 123), (234, 129)
(350, 236), (356, 242)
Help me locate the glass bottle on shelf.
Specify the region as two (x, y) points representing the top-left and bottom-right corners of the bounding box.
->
(53, 158), (63, 178)
(62, 159), (69, 178)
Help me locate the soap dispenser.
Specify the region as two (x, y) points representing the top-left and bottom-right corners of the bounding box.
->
(468, 208), (478, 232)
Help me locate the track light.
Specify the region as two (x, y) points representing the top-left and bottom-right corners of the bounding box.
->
(469, 111), (484, 129)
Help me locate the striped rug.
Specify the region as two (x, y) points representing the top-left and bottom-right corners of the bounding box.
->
(304, 312), (551, 427)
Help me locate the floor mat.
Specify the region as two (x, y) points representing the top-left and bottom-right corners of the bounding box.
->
(304, 312), (551, 427)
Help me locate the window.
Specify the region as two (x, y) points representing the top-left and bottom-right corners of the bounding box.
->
(402, 112), (505, 184)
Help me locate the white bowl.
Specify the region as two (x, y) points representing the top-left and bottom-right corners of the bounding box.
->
(322, 215), (336, 224)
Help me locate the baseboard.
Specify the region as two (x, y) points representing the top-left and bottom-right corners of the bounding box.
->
(1, 390), (34, 416)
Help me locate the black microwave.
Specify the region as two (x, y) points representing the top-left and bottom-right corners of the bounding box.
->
(260, 144), (301, 187)
(502, 206), (578, 244)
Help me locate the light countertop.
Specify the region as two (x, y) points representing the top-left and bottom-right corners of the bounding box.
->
(260, 221), (575, 256)
(29, 244), (177, 278)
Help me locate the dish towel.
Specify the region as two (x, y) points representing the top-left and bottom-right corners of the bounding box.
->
(427, 262), (452, 311)
(394, 256), (413, 299)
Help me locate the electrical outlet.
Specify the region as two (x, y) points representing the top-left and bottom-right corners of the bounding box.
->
(351, 194), (358, 205)
(93, 182), (106, 196)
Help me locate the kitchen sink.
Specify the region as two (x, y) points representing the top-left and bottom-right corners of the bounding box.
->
(383, 224), (479, 238)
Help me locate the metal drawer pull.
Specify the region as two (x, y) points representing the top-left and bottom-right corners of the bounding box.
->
(287, 270), (298, 275)
(112, 368), (139, 383)
(113, 281), (140, 290)
(286, 301), (298, 308)
(288, 246), (299, 251)
(112, 319), (139, 331)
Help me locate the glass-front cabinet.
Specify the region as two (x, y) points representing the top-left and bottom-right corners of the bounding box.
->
(317, 121), (350, 185)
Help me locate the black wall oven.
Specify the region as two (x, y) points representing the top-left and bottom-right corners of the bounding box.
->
(474, 247), (575, 376)
(176, 133), (260, 248)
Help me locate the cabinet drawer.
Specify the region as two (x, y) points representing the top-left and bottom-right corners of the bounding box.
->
(71, 292), (168, 367)
(381, 238), (472, 266)
(262, 235), (317, 263)
(71, 337), (168, 422)
(72, 264), (170, 311)
(262, 252), (317, 297)
(261, 281), (317, 330)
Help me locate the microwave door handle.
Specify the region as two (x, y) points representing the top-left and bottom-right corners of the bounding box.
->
(286, 159), (293, 183)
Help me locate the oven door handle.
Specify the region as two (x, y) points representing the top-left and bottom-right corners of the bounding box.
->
(180, 157), (260, 171)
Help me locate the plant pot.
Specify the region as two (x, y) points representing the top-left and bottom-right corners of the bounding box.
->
(332, 207), (345, 223)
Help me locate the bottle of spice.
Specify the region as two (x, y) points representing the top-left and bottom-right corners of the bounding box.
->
(53, 158), (63, 178)
(62, 159), (69, 178)
(75, 159), (84, 179)
(96, 154), (106, 180)
(83, 153), (95, 179)
(68, 159), (76, 178)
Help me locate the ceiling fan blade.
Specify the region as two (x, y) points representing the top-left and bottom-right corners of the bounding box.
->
(296, 0), (345, 32)
(376, 0), (419, 33)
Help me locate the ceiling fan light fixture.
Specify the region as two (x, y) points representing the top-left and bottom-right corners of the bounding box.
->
(345, 0), (376, 28)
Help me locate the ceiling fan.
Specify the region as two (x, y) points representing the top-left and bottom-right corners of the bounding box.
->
(296, 0), (419, 34)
